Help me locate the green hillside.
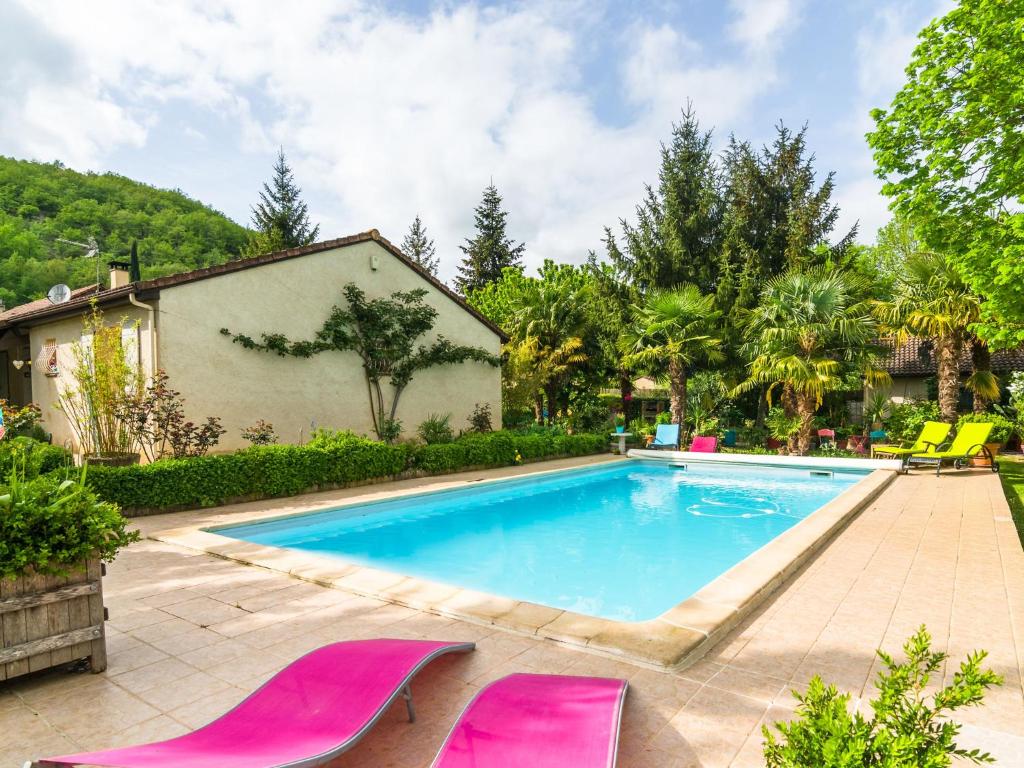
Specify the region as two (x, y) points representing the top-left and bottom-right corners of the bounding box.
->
(0, 156), (250, 308)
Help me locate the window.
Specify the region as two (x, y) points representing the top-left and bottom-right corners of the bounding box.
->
(36, 339), (58, 377)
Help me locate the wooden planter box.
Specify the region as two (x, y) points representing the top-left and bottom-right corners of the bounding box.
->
(1, 559), (106, 681)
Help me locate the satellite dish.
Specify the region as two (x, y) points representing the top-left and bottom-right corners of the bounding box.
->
(47, 284), (71, 305)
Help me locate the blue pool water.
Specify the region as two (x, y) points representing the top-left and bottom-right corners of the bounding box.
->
(219, 461), (867, 622)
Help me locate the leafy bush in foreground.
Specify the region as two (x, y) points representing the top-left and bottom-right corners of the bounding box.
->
(763, 626), (1001, 767)
(0, 468), (139, 579)
(0, 437), (71, 479)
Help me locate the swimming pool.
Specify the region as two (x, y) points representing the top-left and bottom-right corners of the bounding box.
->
(218, 460), (869, 622)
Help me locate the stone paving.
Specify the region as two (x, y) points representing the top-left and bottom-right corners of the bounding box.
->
(2, 459), (1023, 767)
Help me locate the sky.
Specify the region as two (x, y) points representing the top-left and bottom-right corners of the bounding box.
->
(1, 0), (947, 282)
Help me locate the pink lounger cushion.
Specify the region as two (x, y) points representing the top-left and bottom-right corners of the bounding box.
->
(432, 673), (628, 768)
(35, 639), (474, 768)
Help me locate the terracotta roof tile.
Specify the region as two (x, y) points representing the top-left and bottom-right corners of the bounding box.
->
(880, 337), (1024, 377)
(0, 230), (507, 341)
(0, 284), (99, 325)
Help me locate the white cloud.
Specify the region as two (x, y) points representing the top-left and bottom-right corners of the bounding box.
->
(727, 0), (801, 55)
(4, 0), (804, 278)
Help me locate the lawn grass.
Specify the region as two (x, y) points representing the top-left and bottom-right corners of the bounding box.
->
(998, 457), (1024, 548)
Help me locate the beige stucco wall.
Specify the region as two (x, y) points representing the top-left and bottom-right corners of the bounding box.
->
(156, 240), (501, 451)
(24, 303), (156, 452)
(865, 377), (930, 406)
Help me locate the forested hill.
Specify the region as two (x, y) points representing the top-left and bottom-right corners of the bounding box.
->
(0, 156), (250, 308)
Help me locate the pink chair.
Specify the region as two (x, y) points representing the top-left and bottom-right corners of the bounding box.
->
(29, 639), (474, 768)
(688, 435), (718, 453)
(816, 428), (836, 447)
(432, 673), (628, 768)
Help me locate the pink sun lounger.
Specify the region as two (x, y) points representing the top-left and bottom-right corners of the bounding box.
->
(27, 638), (474, 768)
(688, 435), (718, 452)
(432, 673), (628, 768)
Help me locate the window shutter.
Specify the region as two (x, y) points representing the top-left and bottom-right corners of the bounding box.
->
(122, 325), (140, 371)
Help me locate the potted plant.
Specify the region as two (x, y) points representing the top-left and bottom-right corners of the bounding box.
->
(834, 426), (850, 450)
(613, 413), (626, 434)
(0, 464), (138, 681)
(56, 303), (143, 466)
(864, 392), (891, 434)
(956, 412), (1014, 467)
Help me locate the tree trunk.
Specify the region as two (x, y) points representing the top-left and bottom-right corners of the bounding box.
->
(755, 386), (768, 428)
(796, 392), (816, 455)
(533, 394), (544, 425)
(934, 334), (961, 424)
(782, 384), (798, 454)
(971, 337), (992, 413)
(619, 370), (634, 421)
(545, 383), (558, 426)
(668, 358), (687, 433)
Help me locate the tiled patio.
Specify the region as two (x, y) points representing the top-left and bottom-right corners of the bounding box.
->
(3, 459), (1023, 767)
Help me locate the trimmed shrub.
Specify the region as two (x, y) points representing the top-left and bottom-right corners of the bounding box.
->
(413, 431), (606, 474)
(84, 430), (607, 513)
(956, 411), (1016, 444)
(86, 435), (410, 512)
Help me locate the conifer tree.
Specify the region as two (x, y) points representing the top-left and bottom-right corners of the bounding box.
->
(128, 239), (141, 282)
(401, 215), (439, 276)
(610, 105), (724, 295)
(456, 183), (525, 295)
(247, 148), (319, 253)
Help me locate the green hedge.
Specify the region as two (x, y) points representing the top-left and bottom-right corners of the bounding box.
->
(412, 432), (606, 473)
(84, 430), (607, 513)
(86, 436), (410, 512)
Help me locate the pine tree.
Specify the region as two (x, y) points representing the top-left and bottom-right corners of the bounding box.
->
(610, 105), (724, 295)
(456, 183), (525, 295)
(401, 215), (439, 276)
(248, 148), (320, 253)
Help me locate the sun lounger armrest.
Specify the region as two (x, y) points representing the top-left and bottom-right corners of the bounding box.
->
(924, 440), (948, 452)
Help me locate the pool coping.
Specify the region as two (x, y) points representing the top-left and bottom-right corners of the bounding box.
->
(150, 459), (898, 670)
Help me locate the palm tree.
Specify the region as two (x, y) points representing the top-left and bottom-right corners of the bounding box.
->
(875, 251), (986, 423)
(735, 268), (888, 454)
(620, 286), (724, 433)
(509, 264), (590, 424)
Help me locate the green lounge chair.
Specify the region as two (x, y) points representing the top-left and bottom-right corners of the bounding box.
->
(871, 421), (951, 468)
(908, 422), (999, 476)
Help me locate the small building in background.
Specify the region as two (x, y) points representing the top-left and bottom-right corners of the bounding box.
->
(0, 230), (504, 454)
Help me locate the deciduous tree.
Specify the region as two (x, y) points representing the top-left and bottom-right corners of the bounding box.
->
(868, 0), (1024, 348)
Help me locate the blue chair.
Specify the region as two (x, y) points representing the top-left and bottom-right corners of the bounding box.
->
(650, 424), (680, 450)
(722, 429), (737, 447)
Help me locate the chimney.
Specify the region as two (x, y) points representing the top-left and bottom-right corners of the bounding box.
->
(108, 260), (132, 290)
